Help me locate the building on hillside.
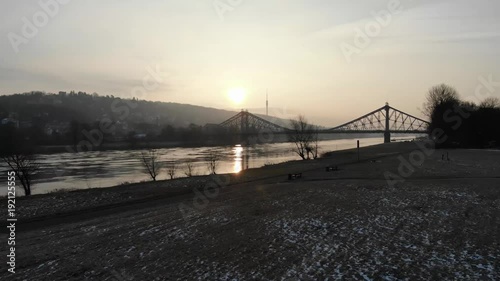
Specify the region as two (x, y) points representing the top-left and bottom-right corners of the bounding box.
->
(1, 118), (19, 128)
(44, 121), (70, 135)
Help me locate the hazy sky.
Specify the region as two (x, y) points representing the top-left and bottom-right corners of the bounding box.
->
(1, 0), (499, 125)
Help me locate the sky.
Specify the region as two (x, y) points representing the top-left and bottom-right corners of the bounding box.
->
(1, 0), (500, 125)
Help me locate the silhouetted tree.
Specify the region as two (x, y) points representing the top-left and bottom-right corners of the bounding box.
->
(183, 161), (195, 177)
(287, 115), (317, 160)
(2, 150), (40, 196)
(425, 84), (500, 148)
(167, 163), (176, 179)
(309, 126), (320, 159)
(206, 150), (221, 175)
(479, 97), (500, 109)
(140, 149), (162, 181)
(423, 84), (460, 117)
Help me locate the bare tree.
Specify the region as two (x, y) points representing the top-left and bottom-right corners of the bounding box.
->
(140, 149), (162, 181)
(206, 150), (220, 175)
(287, 115), (317, 160)
(309, 126), (320, 159)
(167, 163), (176, 179)
(423, 84), (460, 117)
(183, 161), (195, 177)
(2, 152), (40, 196)
(479, 97), (500, 109)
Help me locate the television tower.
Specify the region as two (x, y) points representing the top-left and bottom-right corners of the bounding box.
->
(266, 90), (269, 116)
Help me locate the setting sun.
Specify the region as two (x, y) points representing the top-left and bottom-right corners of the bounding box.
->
(227, 88), (246, 105)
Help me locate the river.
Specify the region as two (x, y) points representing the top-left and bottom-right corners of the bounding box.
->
(1, 136), (417, 195)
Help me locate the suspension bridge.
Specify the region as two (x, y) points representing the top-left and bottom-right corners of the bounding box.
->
(218, 103), (429, 143)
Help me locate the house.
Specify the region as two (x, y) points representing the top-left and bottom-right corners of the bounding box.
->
(1, 118), (19, 128)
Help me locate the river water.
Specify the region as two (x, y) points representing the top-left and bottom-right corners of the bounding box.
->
(2, 136), (417, 195)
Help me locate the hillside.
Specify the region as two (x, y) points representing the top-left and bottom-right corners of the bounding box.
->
(0, 91), (292, 127)
(0, 91), (230, 126)
(0, 91), (293, 150)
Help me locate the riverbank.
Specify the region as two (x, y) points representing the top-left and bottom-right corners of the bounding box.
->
(3, 137), (406, 196)
(2, 141), (499, 280)
(1, 141), (417, 222)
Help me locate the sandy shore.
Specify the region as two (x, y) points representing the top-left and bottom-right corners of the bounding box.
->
(1, 141), (499, 280)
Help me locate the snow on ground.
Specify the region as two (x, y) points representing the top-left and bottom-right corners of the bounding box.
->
(3, 145), (500, 280)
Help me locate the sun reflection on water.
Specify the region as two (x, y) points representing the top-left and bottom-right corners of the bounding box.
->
(233, 145), (243, 173)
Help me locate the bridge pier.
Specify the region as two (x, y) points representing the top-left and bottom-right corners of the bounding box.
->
(384, 103), (391, 143)
(384, 131), (391, 143)
(240, 110), (249, 135)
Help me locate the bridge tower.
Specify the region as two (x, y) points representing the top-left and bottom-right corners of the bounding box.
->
(240, 109), (249, 134)
(384, 103), (391, 143)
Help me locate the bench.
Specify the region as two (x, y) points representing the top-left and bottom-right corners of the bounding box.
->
(288, 173), (302, 180)
(325, 166), (338, 172)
